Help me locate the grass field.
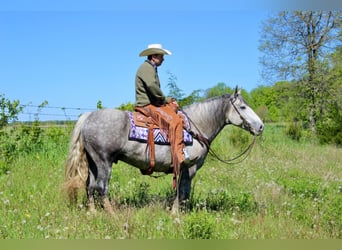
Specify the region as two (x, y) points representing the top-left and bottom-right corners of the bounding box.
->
(0, 123), (341, 239)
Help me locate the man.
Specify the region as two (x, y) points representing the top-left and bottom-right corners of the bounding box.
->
(135, 44), (189, 174)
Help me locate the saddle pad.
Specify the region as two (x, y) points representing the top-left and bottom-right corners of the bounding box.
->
(127, 111), (193, 145)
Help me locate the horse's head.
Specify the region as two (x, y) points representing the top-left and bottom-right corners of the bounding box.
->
(226, 87), (264, 136)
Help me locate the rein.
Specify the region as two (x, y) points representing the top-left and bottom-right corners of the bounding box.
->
(148, 96), (258, 180)
(207, 135), (256, 164)
(183, 96), (257, 165)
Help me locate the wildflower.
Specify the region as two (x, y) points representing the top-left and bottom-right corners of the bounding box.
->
(173, 217), (181, 224)
(156, 219), (164, 231)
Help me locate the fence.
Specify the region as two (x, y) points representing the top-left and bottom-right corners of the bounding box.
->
(19, 104), (96, 122)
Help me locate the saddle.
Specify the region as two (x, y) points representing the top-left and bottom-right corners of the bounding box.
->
(127, 108), (193, 178)
(127, 111), (193, 145)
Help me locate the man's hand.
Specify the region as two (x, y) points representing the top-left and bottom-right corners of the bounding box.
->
(169, 98), (179, 112)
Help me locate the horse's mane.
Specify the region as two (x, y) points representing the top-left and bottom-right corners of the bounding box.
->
(182, 94), (232, 133)
(183, 93), (231, 113)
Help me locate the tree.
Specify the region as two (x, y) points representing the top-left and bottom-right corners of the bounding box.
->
(259, 11), (342, 132)
(316, 46), (342, 145)
(204, 82), (233, 99)
(117, 102), (134, 111)
(0, 94), (23, 128)
(178, 89), (203, 107)
(97, 100), (104, 109)
(250, 85), (277, 122)
(166, 71), (204, 108)
(167, 71), (185, 100)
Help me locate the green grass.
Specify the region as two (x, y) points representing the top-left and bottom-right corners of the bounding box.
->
(0, 123), (341, 239)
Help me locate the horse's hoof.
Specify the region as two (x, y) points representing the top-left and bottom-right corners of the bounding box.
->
(103, 198), (115, 216)
(87, 207), (97, 216)
(171, 203), (180, 216)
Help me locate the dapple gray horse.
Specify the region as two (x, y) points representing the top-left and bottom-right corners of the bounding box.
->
(64, 87), (264, 213)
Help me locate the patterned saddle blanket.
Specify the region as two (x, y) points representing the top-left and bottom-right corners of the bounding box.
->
(127, 111), (193, 145)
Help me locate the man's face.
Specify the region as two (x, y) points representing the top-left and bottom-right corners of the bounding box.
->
(152, 54), (164, 67)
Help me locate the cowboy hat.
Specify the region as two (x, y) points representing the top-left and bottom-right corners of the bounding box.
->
(139, 44), (172, 57)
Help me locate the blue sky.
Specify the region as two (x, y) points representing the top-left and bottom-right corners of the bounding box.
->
(1, 1), (337, 121)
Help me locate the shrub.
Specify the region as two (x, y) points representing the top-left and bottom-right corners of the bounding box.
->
(0, 121), (45, 175)
(323, 194), (342, 236)
(317, 104), (342, 146)
(184, 211), (215, 239)
(46, 126), (66, 144)
(0, 94), (23, 129)
(122, 181), (152, 207)
(0, 129), (16, 175)
(285, 121), (302, 141)
(227, 127), (250, 147)
(192, 189), (258, 213)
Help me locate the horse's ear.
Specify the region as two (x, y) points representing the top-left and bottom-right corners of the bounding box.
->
(234, 86), (240, 97)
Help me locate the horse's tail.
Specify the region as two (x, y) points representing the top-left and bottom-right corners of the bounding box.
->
(64, 112), (91, 203)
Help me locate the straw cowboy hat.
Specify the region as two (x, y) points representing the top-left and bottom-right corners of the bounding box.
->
(139, 44), (172, 57)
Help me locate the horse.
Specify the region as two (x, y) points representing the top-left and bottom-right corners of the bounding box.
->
(64, 87), (264, 213)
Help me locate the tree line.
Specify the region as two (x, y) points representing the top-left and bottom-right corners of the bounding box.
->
(1, 11), (341, 145)
(171, 11), (342, 145)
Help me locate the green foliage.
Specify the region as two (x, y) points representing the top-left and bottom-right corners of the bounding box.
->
(276, 170), (342, 234)
(178, 89), (203, 107)
(279, 170), (323, 199)
(315, 47), (342, 145)
(0, 94), (23, 129)
(323, 194), (342, 234)
(0, 121), (73, 176)
(45, 126), (66, 144)
(162, 66), (342, 147)
(96, 100), (104, 109)
(259, 11), (341, 133)
(227, 126), (250, 148)
(0, 130), (16, 174)
(167, 71), (185, 100)
(122, 181), (152, 207)
(184, 211), (215, 239)
(205, 82), (233, 98)
(117, 102), (134, 111)
(0, 123), (342, 238)
(0, 123), (43, 175)
(250, 82), (299, 123)
(285, 121), (302, 141)
(192, 189), (257, 213)
(317, 102), (342, 146)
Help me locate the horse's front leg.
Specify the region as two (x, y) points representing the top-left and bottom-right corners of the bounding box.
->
(172, 166), (196, 214)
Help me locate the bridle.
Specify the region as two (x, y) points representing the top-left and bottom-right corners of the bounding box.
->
(229, 95), (254, 134)
(186, 95), (257, 165)
(149, 95), (258, 180)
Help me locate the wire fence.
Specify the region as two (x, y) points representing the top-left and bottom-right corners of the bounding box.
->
(19, 104), (97, 122)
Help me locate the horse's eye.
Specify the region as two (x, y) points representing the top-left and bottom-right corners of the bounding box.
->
(240, 105), (246, 110)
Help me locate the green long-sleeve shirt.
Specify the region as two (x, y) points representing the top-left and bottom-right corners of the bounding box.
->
(135, 60), (171, 106)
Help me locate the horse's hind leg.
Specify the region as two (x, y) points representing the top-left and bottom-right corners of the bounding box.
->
(86, 161), (97, 213)
(86, 149), (114, 214)
(96, 161), (114, 214)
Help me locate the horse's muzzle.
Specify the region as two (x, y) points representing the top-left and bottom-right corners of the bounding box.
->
(249, 123), (264, 136)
